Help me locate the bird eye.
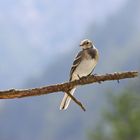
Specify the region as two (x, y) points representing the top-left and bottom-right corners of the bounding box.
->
(86, 42), (89, 44)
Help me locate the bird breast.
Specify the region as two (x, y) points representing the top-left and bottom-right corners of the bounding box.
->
(72, 58), (97, 80)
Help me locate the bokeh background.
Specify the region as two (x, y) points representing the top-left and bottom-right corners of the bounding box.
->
(0, 0), (139, 140)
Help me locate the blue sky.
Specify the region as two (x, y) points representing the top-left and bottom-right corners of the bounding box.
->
(0, 1), (140, 140)
(0, 0), (128, 89)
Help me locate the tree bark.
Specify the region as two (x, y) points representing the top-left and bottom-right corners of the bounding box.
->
(0, 71), (138, 99)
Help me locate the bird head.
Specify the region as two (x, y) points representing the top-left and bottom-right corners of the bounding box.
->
(80, 39), (94, 49)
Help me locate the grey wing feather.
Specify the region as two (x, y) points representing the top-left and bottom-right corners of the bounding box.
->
(69, 51), (82, 81)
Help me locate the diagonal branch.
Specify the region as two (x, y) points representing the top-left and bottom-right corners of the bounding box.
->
(65, 91), (86, 111)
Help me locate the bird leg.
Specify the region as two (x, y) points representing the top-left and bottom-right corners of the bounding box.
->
(77, 74), (81, 79)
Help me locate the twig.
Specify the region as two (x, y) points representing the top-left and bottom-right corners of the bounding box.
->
(66, 91), (86, 111)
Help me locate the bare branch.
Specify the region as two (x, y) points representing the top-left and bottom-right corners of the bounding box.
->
(0, 71), (138, 100)
(65, 91), (86, 111)
(0, 71), (138, 111)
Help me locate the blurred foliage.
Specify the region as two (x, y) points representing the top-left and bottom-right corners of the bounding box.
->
(88, 90), (140, 140)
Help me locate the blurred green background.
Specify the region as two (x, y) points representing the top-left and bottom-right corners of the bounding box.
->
(88, 82), (140, 140)
(0, 0), (139, 140)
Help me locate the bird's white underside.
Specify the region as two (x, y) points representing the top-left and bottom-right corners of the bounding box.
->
(71, 59), (97, 81)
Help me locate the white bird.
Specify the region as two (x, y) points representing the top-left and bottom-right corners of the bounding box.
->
(60, 39), (99, 110)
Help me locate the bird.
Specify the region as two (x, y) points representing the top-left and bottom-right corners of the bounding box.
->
(60, 39), (99, 110)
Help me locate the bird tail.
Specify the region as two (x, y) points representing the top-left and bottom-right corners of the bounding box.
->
(60, 88), (76, 110)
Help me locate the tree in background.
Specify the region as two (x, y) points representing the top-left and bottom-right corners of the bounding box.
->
(88, 89), (140, 140)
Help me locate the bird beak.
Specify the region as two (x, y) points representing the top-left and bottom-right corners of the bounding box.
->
(79, 44), (82, 47)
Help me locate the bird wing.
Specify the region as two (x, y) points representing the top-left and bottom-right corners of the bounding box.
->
(69, 51), (82, 81)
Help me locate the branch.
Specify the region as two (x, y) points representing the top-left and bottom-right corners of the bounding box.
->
(0, 71), (138, 110)
(0, 71), (138, 100)
(65, 91), (86, 111)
